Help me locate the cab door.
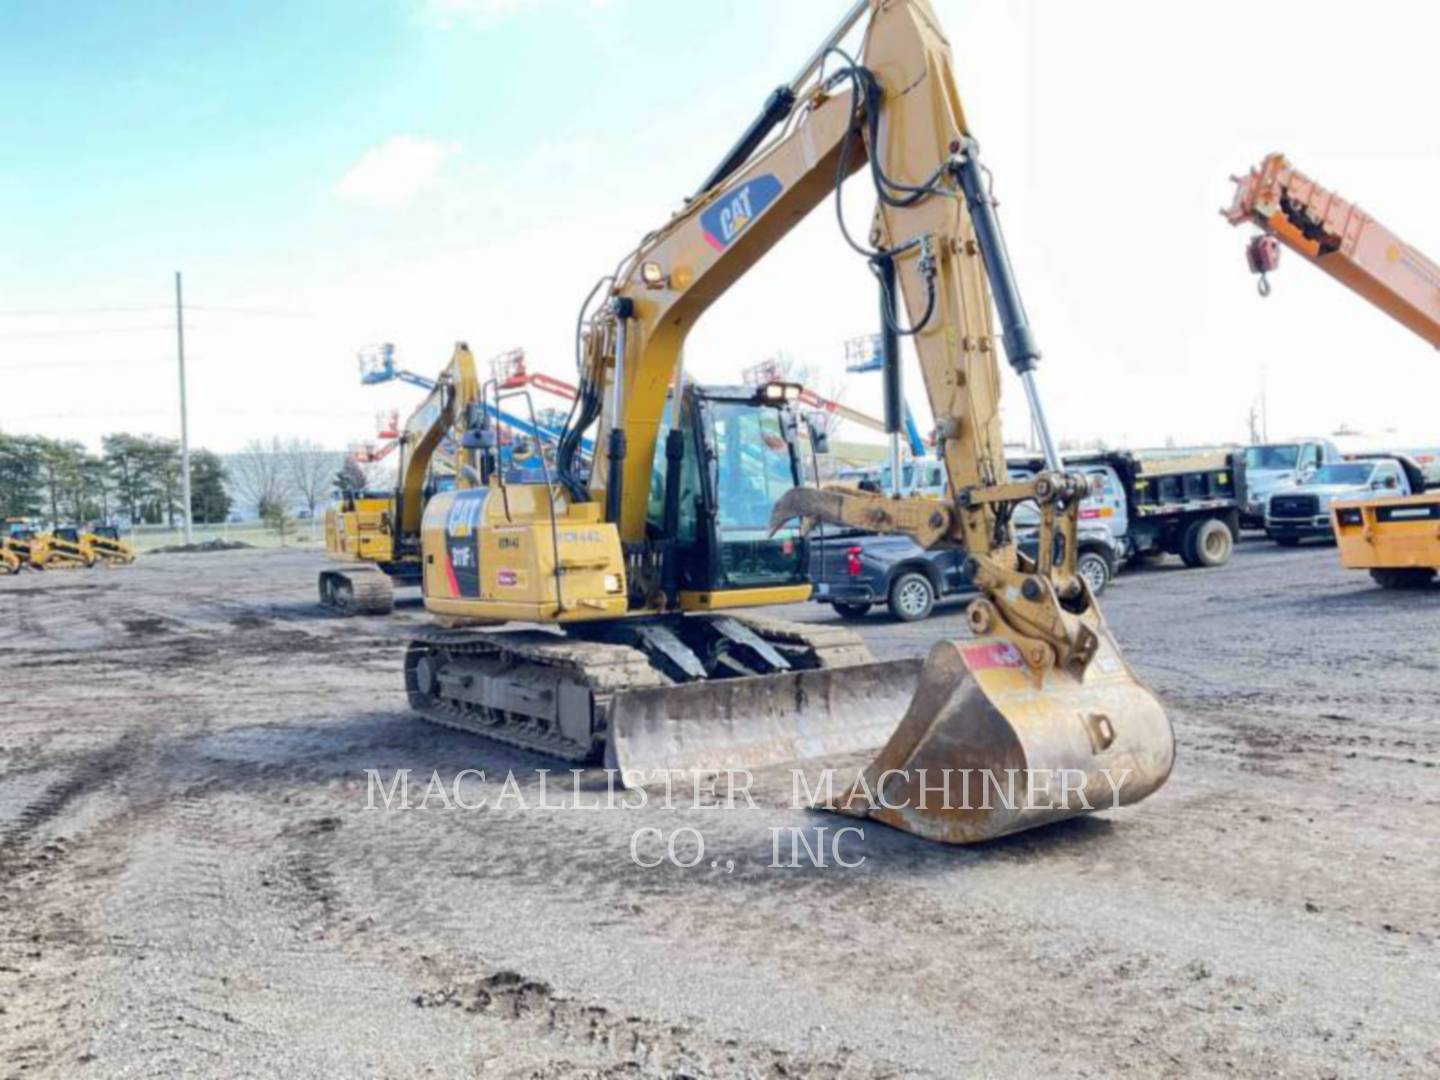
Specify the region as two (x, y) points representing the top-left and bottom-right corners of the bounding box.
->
(1078, 466), (1128, 546)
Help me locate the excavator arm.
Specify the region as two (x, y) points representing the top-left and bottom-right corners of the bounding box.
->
(396, 343), (481, 542)
(576, 0), (1101, 680)
(561, 0), (1173, 841)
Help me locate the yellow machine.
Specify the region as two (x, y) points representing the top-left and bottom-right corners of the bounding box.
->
(27, 527), (95, 570)
(1226, 153), (1439, 588)
(1332, 496), (1438, 588)
(3, 519), (34, 570)
(321, 345), (478, 614)
(81, 525), (137, 567)
(404, 0), (1174, 845)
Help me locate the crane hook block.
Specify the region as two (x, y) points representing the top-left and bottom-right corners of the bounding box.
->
(1246, 235), (1281, 297)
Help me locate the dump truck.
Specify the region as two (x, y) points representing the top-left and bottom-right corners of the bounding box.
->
(1010, 450), (1239, 568)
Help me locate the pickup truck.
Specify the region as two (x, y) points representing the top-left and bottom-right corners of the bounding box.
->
(807, 513), (1120, 621)
(1236, 438), (1343, 529)
(1264, 455), (1426, 544)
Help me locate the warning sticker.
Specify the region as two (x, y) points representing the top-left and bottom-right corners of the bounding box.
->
(961, 641), (1025, 670)
(496, 568), (526, 589)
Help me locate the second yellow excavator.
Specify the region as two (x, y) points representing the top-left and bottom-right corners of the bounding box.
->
(403, 0), (1174, 845)
(320, 345), (478, 614)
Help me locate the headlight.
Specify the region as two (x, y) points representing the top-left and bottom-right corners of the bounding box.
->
(758, 381), (803, 404)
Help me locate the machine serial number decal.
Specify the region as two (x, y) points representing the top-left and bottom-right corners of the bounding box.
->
(701, 174), (782, 251)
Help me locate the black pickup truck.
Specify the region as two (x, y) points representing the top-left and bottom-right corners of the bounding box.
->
(806, 517), (1120, 621)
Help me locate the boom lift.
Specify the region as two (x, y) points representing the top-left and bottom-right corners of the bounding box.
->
(1226, 153), (1440, 587)
(843, 334), (929, 459)
(404, 0), (1174, 844)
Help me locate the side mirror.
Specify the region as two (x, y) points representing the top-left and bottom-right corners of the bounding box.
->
(460, 402), (495, 450)
(803, 412), (830, 455)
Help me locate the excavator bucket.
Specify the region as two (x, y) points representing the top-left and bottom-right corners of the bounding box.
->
(825, 628), (1173, 844)
(605, 619), (1171, 844)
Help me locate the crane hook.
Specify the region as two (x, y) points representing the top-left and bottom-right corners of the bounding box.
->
(1257, 273), (1271, 298)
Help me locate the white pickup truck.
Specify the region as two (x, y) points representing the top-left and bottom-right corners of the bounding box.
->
(1264, 456), (1425, 545)
(1238, 439), (1343, 529)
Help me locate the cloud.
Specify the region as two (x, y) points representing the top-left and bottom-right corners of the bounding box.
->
(333, 136), (457, 207)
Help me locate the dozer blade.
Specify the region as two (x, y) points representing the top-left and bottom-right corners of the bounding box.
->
(604, 659), (923, 784)
(828, 628), (1173, 844)
(606, 625), (1172, 846)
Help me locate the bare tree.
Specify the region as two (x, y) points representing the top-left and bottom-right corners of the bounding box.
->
(228, 438), (293, 518)
(283, 438), (342, 517)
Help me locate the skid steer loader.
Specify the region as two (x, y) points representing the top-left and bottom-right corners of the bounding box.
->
(29, 528), (95, 570)
(83, 526), (137, 567)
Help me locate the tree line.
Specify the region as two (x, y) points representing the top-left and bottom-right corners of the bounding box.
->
(0, 432), (231, 526)
(0, 432), (353, 528)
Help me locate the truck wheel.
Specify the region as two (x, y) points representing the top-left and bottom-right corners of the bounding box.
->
(830, 601), (872, 619)
(1369, 568), (1436, 589)
(1182, 518), (1232, 567)
(1076, 550), (1111, 595)
(887, 571), (935, 622)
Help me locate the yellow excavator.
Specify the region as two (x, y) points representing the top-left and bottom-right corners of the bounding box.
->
(320, 345), (478, 614)
(403, 0), (1174, 844)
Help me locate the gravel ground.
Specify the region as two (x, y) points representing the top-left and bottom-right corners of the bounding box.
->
(1, 540), (1436, 1078)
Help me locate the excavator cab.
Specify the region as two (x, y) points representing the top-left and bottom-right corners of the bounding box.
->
(646, 383), (808, 598)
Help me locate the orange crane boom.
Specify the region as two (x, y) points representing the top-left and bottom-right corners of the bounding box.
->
(1224, 153), (1440, 347)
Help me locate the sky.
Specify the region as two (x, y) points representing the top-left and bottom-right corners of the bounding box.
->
(3, 0), (1438, 456)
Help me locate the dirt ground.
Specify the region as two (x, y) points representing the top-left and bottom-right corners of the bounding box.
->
(1, 541), (1436, 1078)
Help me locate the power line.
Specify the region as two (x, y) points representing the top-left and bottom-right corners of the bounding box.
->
(0, 355), (180, 372)
(0, 324), (183, 341)
(0, 305), (172, 317)
(0, 304), (314, 320)
(188, 305), (313, 319)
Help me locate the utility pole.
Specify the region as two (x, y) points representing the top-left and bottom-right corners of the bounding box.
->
(175, 271), (193, 545)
